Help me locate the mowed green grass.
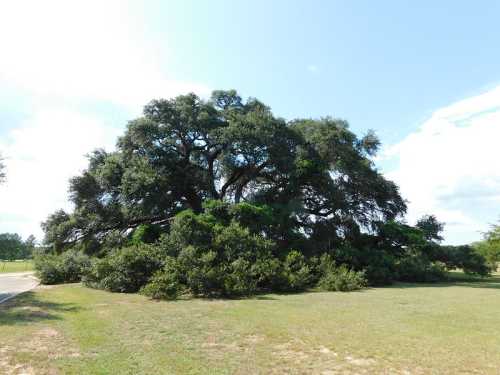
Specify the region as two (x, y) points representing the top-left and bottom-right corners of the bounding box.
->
(0, 260), (33, 273)
(1, 274), (500, 374)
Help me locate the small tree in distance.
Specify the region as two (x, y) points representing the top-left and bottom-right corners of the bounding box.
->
(474, 221), (500, 271)
(0, 233), (36, 261)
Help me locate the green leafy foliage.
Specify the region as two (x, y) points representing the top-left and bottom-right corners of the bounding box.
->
(435, 245), (493, 276)
(173, 220), (278, 297)
(131, 224), (162, 245)
(42, 91), (405, 256)
(319, 266), (367, 292)
(34, 249), (90, 284)
(0, 233), (35, 260)
(396, 256), (447, 283)
(140, 258), (183, 300)
(363, 254), (398, 286)
(278, 250), (312, 292)
(316, 254), (367, 291)
(473, 223), (500, 271)
(36, 205), (493, 299)
(82, 244), (164, 292)
(228, 202), (273, 234)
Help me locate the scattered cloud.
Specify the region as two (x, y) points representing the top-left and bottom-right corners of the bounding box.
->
(0, 0), (209, 113)
(0, 108), (122, 239)
(0, 0), (209, 240)
(382, 85), (500, 244)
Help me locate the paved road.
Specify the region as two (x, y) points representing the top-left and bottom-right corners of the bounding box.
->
(0, 272), (39, 304)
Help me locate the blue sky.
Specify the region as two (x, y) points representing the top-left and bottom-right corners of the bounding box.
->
(0, 0), (499, 244)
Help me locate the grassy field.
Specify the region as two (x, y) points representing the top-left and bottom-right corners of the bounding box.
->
(1, 274), (500, 374)
(0, 260), (33, 273)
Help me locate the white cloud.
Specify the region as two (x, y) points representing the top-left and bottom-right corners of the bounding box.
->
(0, 0), (210, 240)
(0, 0), (209, 113)
(383, 85), (500, 245)
(0, 108), (122, 239)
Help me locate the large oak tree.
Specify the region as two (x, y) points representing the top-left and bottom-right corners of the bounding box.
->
(43, 90), (406, 252)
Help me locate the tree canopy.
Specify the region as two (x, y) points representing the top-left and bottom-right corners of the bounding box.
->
(473, 222), (500, 270)
(0, 233), (34, 261)
(43, 90), (406, 253)
(416, 215), (444, 242)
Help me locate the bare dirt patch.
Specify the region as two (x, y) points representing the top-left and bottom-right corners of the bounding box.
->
(345, 355), (376, 366)
(1, 326), (81, 374)
(0, 346), (36, 375)
(244, 334), (265, 344)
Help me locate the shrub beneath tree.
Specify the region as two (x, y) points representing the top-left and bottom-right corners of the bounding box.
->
(34, 249), (90, 284)
(318, 266), (367, 292)
(82, 244), (164, 293)
(140, 258), (183, 300)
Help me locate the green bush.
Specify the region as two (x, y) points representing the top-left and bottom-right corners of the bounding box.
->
(34, 254), (61, 284)
(362, 253), (398, 286)
(83, 244), (163, 292)
(176, 222), (278, 297)
(473, 225), (500, 271)
(229, 202), (273, 234)
(314, 253), (335, 274)
(278, 250), (312, 292)
(140, 258), (182, 300)
(43, 204), (490, 298)
(162, 210), (214, 257)
(177, 246), (224, 296)
(202, 200), (231, 224)
(223, 258), (258, 296)
(131, 224), (163, 245)
(396, 255), (447, 283)
(434, 245), (492, 276)
(318, 265), (367, 292)
(34, 250), (90, 284)
(364, 262), (396, 286)
(329, 246), (397, 286)
(99, 230), (130, 255)
(474, 240), (499, 272)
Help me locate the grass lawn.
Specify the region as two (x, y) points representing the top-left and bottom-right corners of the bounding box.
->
(0, 260), (33, 273)
(1, 274), (500, 374)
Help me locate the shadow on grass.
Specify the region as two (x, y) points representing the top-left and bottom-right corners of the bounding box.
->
(0, 291), (81, 326)
(387, 273), (500, 290)
(204, 287), (372, 302)
(250, 295), (279, 300)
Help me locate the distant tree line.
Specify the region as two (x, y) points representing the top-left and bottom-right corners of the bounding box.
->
(0, 233), (36, 261)
(34, 91), (494, 298)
